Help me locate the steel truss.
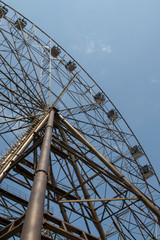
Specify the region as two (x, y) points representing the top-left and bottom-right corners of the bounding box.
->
(0, 1), (160, 239)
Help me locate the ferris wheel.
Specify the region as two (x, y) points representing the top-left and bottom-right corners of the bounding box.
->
(0, 1), (160, 239)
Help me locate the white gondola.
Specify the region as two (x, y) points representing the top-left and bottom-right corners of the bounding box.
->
(65, 61), (76, 72)
(51, 46), (61, 58)
(140, 165), (154, 180)
(0, 5), (8, 18)
(107, 109), (118, 122)
(130, 145), (143, 159)
(94, 92), (105, 104)
(14, 18), (27, 30)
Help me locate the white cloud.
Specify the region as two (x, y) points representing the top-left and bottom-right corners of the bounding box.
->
(84, 37), (112, 55)
(85, 40), (95, 54)
(101, 69), (107, 75)
(101, 45), (112, 53)
(151, 79), (160, 84)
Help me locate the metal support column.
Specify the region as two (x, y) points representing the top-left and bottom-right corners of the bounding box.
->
(20, 109), (55, 240)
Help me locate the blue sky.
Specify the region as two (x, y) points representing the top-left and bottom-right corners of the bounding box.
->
(4, 0), (160, 173)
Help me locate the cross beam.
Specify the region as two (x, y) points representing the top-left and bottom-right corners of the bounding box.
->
(59, 197), (137, 203)
(0, 212), (100, 240)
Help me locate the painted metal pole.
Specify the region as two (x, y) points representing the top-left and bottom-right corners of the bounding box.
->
(59, 197), (137, 203)
(20, 109), (55, 240)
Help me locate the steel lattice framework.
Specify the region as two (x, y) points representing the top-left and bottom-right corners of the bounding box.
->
(0, 1), (160, 239)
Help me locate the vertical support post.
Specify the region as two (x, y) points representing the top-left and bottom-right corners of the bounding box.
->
(49, 38), (51, 106)
(33, 134), (38, 172)
(20, 109), (55, 240)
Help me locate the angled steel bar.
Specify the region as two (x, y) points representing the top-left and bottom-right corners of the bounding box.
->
(0, 113), (49, 183)
(52, 71), (79, 107)
(0, 212), (100, 240)
(58, 114), (160, 222)
(59, 197), (137, 203)
(0, 186), (28, 207)
(13, 163), (77, 200)
(43, 211), (100, 240)
(0, 216), (11, 226)
(0, 215), (24, 240)
(58, 127), (107, 240)
(20, 109), (55, 240)
(48, 155), (70, 223)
